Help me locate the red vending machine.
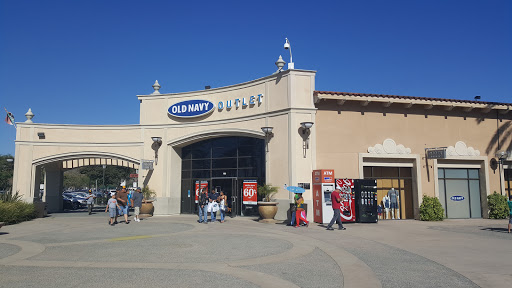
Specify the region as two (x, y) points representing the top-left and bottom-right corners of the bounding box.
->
(312, 169), (336, 224)
(335, 179), (356, 222)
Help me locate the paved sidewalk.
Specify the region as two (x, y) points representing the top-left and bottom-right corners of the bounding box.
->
(0, 212), (510, 288)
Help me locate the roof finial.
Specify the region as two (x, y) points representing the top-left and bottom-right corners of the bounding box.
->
(25, 108), (34, 123)
(152, 80), (161, 95)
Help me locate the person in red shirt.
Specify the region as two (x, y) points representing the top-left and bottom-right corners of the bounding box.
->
(326, 189), (346, 231)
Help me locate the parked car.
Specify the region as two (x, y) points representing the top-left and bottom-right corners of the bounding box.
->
(62, 194), (81, 210)
(63, 193), (87, 206)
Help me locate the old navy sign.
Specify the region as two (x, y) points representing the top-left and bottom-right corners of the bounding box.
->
(168, 100), (215, 118)
(450, 196), (465, 201)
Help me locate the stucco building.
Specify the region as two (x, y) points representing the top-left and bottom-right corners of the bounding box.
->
(12, 69), (512, 220)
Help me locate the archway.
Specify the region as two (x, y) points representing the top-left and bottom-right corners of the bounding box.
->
(32, 152), (140, 213)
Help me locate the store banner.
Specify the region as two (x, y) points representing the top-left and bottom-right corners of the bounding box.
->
(195, 181), (209, 203)
(243, 180), (258, 205)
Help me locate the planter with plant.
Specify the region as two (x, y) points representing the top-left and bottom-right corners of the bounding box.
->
(257, 184), (279, 220)
(141, 186), (156, 216)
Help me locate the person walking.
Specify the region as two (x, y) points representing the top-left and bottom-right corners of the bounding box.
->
(198, 189), (208, 224)
(294, 194), (309, 228)
(219, 191), (228, 223)
(105, 193), (120, 226)
(86, 189), (96, 215)
(326, 189), (346, 231)
(507, 195), (512, 233)
(132, 187), (143, 222)
(116, 188), (130, 224)
(209, 189), (220, 223)
(289, 193), (300, 226)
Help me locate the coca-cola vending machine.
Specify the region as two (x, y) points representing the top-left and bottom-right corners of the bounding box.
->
(335, 179), (378, 223)
(335, 179), (356, 222)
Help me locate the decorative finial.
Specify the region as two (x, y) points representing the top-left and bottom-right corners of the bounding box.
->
(274, 55), (286, 73)
(25, 108), (34, 123)
(152, 80), (161, 95)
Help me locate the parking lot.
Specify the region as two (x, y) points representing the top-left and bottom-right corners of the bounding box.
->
(0, 212), (511, 288)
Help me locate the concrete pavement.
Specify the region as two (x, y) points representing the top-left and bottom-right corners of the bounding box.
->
(0, 211), (510, 287)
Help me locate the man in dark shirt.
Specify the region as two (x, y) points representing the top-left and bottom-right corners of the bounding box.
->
(116, 188), (130, 224)
(326, 189), (346, 231)
(132, 187), (143, 223)
(198, 189), (208, 224)
(209, 189), (220, 223)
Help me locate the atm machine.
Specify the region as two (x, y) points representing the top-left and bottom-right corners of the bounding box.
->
(312, 169), (336, 224)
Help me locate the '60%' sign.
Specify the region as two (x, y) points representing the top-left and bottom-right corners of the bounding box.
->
(243, 180), (258, 205)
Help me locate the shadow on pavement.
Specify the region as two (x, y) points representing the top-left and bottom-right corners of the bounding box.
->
(480, 227), (510, 233)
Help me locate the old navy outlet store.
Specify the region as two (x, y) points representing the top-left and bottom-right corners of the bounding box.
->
(12, 69), (512, 220)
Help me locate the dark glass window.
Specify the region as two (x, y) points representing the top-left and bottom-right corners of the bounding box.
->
(180, 136), (265, 181)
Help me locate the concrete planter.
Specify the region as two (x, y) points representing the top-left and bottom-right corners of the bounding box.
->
(140, 201), (154, 216)
(257, 201), (279, 220)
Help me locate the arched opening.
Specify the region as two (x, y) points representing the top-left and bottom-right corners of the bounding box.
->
(32, 153), (140, 213)
(179, 136), (265, 216)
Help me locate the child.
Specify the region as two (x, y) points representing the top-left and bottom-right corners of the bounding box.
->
(105, 192), (120, 226)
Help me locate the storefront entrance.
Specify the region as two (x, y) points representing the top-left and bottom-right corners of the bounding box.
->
(179, 136), (264, 216)
(438, 168), (481, 218)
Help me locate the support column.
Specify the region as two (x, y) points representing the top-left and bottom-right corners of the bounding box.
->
(45, 161), (63, 212)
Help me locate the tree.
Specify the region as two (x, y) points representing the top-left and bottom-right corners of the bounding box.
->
(63, 165), (136, 190)
(0, 154), (14, 191)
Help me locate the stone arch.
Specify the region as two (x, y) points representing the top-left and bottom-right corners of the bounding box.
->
(168, 128), (265, 148)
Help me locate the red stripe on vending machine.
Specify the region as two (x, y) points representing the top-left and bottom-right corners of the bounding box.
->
(335, 179), (356, 222)
(195, 181), (208, 203)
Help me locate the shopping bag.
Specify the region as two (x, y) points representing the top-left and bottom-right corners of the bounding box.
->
(207, 202), (213, 213)
(212, 203), (219, 212)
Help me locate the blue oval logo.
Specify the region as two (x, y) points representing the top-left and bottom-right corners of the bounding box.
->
(450, 196), (465, 201)
(286, 186), (305, 194)
(168, 100), (215, 118)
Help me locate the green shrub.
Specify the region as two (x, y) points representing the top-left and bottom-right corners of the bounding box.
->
(0, 201), (36, 224)
(0, 190), (23, 203)
(419, 195), (444, 221)
(487, 192), (508, 219)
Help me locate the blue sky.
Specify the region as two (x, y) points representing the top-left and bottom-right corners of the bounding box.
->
(1, 0), (511, 155)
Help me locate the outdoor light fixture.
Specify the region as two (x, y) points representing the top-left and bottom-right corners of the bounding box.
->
(495, 150), (510, 195)
(275, 55), (285, 73)
(37, 132), (45, 139)
(284, 38), (294, 69)
(152, 137), (163, 165)
(300, 122), (314, 157)
(261, 127), (273, 152)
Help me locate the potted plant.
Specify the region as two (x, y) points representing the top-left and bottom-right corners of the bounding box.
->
(257, 184), (279, 220)
(140, 186), (156, 216)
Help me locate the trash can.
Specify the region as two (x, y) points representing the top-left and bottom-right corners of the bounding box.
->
(33, 201), (48, 218)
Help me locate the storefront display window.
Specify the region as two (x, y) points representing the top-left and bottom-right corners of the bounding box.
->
(505, 169), (512, 198)
(438, 168), (481, 218)
(363, 167), (414, 219)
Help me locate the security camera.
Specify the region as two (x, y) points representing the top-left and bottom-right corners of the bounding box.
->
(284, 38), (290, 50)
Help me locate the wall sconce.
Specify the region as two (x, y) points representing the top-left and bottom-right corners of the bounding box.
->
(261, 127), (273, 152)
(495, 150), (509, 194)
(152, 137), (162, 164)
(300, 122), (314, 157)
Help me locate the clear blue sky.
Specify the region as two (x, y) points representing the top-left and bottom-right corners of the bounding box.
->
(1, 0), (511, 155)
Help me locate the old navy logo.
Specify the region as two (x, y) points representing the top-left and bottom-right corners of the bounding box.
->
(450, 196), (465, 201)
(168, 100), (214, 118)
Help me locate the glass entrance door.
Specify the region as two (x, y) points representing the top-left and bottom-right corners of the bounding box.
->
(211, 178), (236, 216)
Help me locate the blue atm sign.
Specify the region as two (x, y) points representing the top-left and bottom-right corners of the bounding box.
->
(168, 100), (214, 118)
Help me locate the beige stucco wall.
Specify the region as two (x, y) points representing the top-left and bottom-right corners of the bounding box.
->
(315, 100), (512, 218)
(13, 70), (317, 219)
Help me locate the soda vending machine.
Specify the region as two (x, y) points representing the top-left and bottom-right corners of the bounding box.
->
(312, 169), (336, 224)
(353, 179), (378, 223)
(335, 179), (356, 222)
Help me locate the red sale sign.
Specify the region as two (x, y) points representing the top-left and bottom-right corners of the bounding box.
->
(243, 180), (258, 205)
(195, 181), (208, 203)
